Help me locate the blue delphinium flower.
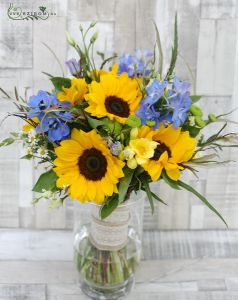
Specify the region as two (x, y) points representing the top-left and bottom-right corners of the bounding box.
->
(166, 77), (192, 128)
(136, 102), (161, 127)
(136, 77), (192, 128)
(36, 113), (72, 142)
(144, 80), (168, 105)
(65, 58), (81, 77)
(118, 48), (153, 77)
(28, 90), (72, 142)
(28, 90), (59, 119)
(136, 79), (167, 126)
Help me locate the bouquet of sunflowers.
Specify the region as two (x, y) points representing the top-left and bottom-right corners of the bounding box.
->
(1, 17), (237, 299)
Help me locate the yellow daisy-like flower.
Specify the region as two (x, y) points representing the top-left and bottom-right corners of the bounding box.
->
(138, 125), (197, 181)
(53, 129), (125, 204)
(57, 78), (87, 106)
(84, 73), (142, 124)
(22, 117), (39, 132)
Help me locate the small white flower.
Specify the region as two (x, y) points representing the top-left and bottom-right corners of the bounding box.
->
(42, 190), (53, 198)
(28, 129), (36, 138)
(27, 129), (37, 144)
(26, 147), (33, 156)
(37, 147), (48, 158)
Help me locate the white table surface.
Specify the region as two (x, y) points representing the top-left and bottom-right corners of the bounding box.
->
(0, 229), (237, 300)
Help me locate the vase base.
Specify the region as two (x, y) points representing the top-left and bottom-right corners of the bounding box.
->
(81, 276), (135, 300)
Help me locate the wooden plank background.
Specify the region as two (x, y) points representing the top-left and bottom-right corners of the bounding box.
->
(0, 0), (237, 230)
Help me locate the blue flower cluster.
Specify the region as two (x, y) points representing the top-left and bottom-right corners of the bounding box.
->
(136, 77), (192, 128)
(28, 90), (72, 142)
(117, 49), (153, 77)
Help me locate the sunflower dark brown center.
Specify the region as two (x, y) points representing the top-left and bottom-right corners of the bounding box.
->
(78, 148), (107, 181)
(105, 96), (130, 117)
(152, 142), (171, 161)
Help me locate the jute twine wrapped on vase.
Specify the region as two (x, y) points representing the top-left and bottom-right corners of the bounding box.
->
(90, 204), (131, 251)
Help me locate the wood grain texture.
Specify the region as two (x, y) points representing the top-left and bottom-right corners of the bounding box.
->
(0, 1), (33, 68)
(0, 259), (238, 299)
(1, 229), (238, 261)
(0, 284), (46, 300)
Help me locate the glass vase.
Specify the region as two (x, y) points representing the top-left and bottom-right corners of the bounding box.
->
(73, 192), (145, 300)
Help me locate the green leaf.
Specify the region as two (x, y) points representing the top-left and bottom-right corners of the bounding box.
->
(14, 86), (19, 101)
(182, 125), (201, 138)
(20, 154), (33, 160)
(153, 21), (163, 75)
(100, 194), (119, 219)
(0, 138), (15, 147)
(161, 171), (180, 190)
(32, 169), (58, 193)
(106, 120), (122, 135)
(118, 168), (134, 203)
(10, 132), (19, 137)
(100, 55), (118, 70)
(150, 191), (167, 206)
(42, 71), (54, 78)
(86, 115), (109, 129)
(97, 51), (105, 61)
(165, 13), (178, 79)
(0, 87), (11, 99)
(141, 180), (154, 214)
(190, 95), (202, 103)
(50, 77), (71, 93)
(177, 180), (228, 228)
(126, 115), (142, 128)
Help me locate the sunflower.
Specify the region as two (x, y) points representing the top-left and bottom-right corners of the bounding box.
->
(53, 129), (125, 203)
(57, 78), (87, 106)
(84, 72), (142, 124)
(138, 125), (196, 181)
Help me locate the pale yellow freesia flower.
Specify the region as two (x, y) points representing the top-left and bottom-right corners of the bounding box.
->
(129, 138), (158, 165)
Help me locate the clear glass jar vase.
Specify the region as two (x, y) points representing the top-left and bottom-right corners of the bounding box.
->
(73, 193), (145, 300)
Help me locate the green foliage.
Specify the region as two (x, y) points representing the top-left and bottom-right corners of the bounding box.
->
(50, 77), (71, 93)
(141, 179), (154, 213)
(100, 194), (119, 219)
(190, 95), (202, 103)
(161, 171), (180, 190)
(182, 124), (201, 138)
(86, 115), (123, 137)
(208, 113), (218, 122)
(86, 115), (109, 129)
(153, 21), (163, 75)
(106, 121), (122, 136)
(190, 104), (203, 117)
(160, 171), (227, 227)
(100, 55), (118, 70)
(177, 180), (228, 227)
(32, 169), (58, 193)
(149, 191), (167, 205)
(165, 13), (178, 79)
(0, 138), (15, 147)
(20, 154), (33, 160)
(10, 132), (19, 137)
(118, 168), (134, 203)
(194, 116), (206, 128)
(126, 115), (142, 128)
